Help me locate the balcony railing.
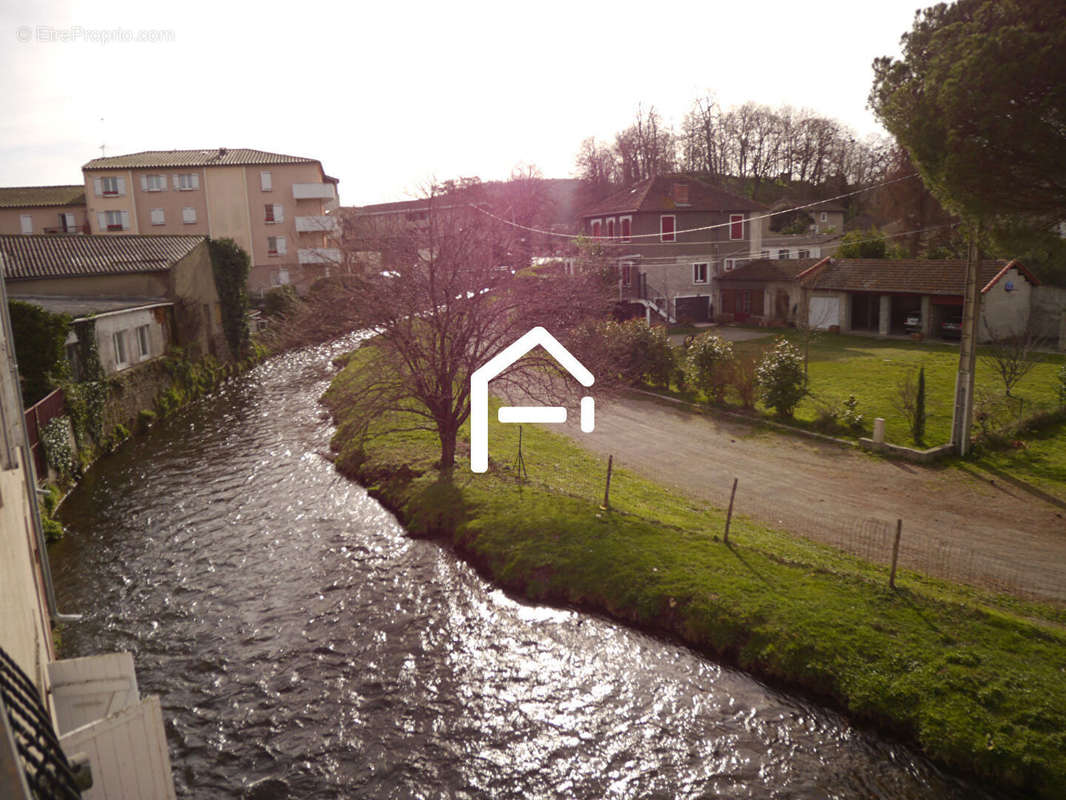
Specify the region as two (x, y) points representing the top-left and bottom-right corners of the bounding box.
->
(292, 183), (337, 201)
(297, 248), (341, 265)
(295, 215), (339, 233)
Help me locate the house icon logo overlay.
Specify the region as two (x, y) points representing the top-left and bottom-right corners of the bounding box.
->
(470, 326), (594, 473)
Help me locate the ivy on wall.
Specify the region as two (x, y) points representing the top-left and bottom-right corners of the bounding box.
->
(8, 300), (70, 406)
(208, 237), (251, 359)
(65, 318), (107, 451)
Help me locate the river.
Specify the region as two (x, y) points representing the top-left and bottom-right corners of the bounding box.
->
(50, 340), (1007, 799)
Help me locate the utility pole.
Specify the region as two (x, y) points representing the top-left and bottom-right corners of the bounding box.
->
(951, 225), (980, 455)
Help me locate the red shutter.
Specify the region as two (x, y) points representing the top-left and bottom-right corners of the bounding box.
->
(661, 216), (675, 242)
(620, 217), (631, 241)
(265, 204), (274, 222)
(730, 214), (744, 240)
(591, 221), (601, 237)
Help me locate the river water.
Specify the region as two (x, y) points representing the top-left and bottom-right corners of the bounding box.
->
(50, 341), (1007, 799)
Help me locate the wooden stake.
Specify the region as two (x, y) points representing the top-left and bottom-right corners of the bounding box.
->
(724, 477), (738, 543)
(602, 454), (613, 510)
(889, 519), (902, 589)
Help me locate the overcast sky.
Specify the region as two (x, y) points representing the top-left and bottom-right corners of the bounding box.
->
(2, 0), (924, 207)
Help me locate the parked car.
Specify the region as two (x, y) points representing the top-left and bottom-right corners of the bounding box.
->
(904, 313), (922, 333)
(941, 314), (963, 339)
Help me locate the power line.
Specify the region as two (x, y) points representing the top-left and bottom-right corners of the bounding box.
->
(472, 172), (921, 242)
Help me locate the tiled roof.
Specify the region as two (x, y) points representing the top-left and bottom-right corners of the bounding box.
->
(83, 148), (319, 170)
(0, 185), (86, 208)
(801, 258), (1020, 295)
(583, 174), (766, 216)
(0, 234), (205, 280)
(718, 258), (826, 283)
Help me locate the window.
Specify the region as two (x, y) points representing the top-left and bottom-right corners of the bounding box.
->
(60, 212), (76, 232)
(729, 214), (744, 240)
(660, 215), (676, 242)
(96, 176), (124, 196)
(113, 330), (128, 368)
(724, 259), (735, 272)
(267, 235), (287, 256)
(673, 183), (690, 205)
(265, 204), (275, 223)
(136, 325), (151, 360)
(150, 208), (165, 226)
(174, 173), (200, 191)
(100, 210), (129, 231)
(141, 174), (166, 192)
(265, 204), (283, 223)
(778, 249), (790, 260)
(589, 219), (602, 238)
(182, 207), (197, 224)
(277, 268), (290, 285)
(742, 291), (752, 314)
(620, 216), (632, 242)
(20, 215), (32, 234)
(606, 218), (615, 239)
(621, 262), (633, 287)
(692, 262), (708, 284)
(820, 212), (828, 222)
(797, 249), (810, 259)
(260, 171), (272, 192)
(760, 249), (770, 259)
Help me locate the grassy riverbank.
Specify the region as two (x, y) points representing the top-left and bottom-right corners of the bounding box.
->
(323, 345), (1066, 798)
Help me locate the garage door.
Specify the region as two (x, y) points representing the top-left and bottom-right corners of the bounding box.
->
(808, 296), (839, 329)
(675, 296), (710, 322)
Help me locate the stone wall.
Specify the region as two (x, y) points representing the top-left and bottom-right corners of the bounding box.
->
(99, 357), (174, 436)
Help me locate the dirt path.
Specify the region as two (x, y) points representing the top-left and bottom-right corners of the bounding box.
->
(558, 392), (1066, 602)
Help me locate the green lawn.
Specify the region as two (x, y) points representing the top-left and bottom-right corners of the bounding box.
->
(718, 330), (1066, 446)
(323, 343), (1066, 799)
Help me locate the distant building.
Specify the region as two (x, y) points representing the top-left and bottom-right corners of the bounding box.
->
(580, 174), (766, 323)
(0, 233), (225, 362)
(0, 185), (88, 235)
(81, 148), (340, 295)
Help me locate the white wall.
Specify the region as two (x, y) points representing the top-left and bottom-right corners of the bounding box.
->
(91, 308), (169, 375)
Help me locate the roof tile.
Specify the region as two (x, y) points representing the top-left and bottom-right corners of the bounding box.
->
(0, 234), (206, 280)
(83, 148), (319, 170)
(0, 185), (86, 208)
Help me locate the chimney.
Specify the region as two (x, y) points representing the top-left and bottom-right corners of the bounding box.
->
(219, 147), (227, 157)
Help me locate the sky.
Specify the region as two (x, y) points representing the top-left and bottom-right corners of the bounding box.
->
(1, 0), (925, 207)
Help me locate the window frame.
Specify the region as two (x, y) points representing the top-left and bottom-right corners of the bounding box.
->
(100, 176), (121, 197)
(182, 207), (197, 224)
(150, 208), (165, 226)
(660, 215), (676, 243)
(112, 330), (129, 369)
(260, 171), (273, 192)
(589, 218), (602, 238)
(692, 262), (708, 284)
(619, 215), (632, 242)
(621, 261), (633, 287)
(136, 325), (151, 360)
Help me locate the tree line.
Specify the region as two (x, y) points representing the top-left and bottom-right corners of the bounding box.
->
(574, 97), (892, 199)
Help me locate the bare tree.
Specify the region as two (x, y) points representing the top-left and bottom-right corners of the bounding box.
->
(284, 193), (619, 470)
(980, 322), (1047, 398)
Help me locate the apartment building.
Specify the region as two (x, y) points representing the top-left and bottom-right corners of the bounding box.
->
(0, 185), (88, 235)
(81, 148), (340, 294)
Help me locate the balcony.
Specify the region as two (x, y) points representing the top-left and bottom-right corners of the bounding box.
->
(292, 183), (337, 201)
(295, 215), (339, 233)
(298, 247), (341, 265)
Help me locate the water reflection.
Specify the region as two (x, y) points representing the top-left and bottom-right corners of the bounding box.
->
(51, 339), (1003, 799)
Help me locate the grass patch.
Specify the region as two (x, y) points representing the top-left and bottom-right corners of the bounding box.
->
(323, 345), (1066, 799)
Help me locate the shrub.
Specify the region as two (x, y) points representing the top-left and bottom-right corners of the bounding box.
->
(264, 284), (300, 317)
(686, 334), (735, 404)
(893, 366), (927, 446)
(8, 301), (70, 405)
(730, 355), (759, 409)
(755, 338), (806, 418)
(604, 319), (675, 387)
(40, 416), (74, 479)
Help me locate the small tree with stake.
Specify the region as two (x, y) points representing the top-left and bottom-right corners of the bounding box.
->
(980, 322), (1046, 399)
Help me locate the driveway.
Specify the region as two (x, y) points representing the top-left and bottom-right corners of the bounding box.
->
(559, 392), (1066, 602)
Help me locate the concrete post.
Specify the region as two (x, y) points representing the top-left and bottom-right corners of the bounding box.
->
(878, 295), (891, 337)
(873, 417), (886, 443)
(920, 295), (933, 338)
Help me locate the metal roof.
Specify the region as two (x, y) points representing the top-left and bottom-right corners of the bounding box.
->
(8, 295), (172, 318)
(0, 186), (86, 208)
(83, 148), (320, 170)
(0, 234), (206, 280)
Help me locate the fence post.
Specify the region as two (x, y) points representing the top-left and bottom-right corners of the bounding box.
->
(602, 454), (613, 510)
(724, 477), (738, 543)
(889, 519), (902, 589)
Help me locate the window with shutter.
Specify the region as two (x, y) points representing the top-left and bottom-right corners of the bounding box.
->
(268, 236), (278, 255)
(120, 211), (130, 230)
(620, 216), (631, 241)
(265, 204), (275, 223)
(150, 209), (165, 225)
(274, 204), (283, 223)
(660, 215), (676, 242)
(182, 207), (196, 224)
(277, 236), (287, 255)
(115, 177), (126, 196)
(606, 218), (615, 239)
(729, 214), (744, 240)
(19, 215), (32, 234)
(261, 171), (272, 191)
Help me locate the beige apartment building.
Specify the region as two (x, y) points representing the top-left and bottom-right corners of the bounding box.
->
(81, 148), (340, 295)
(0, 185), (88, 235)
